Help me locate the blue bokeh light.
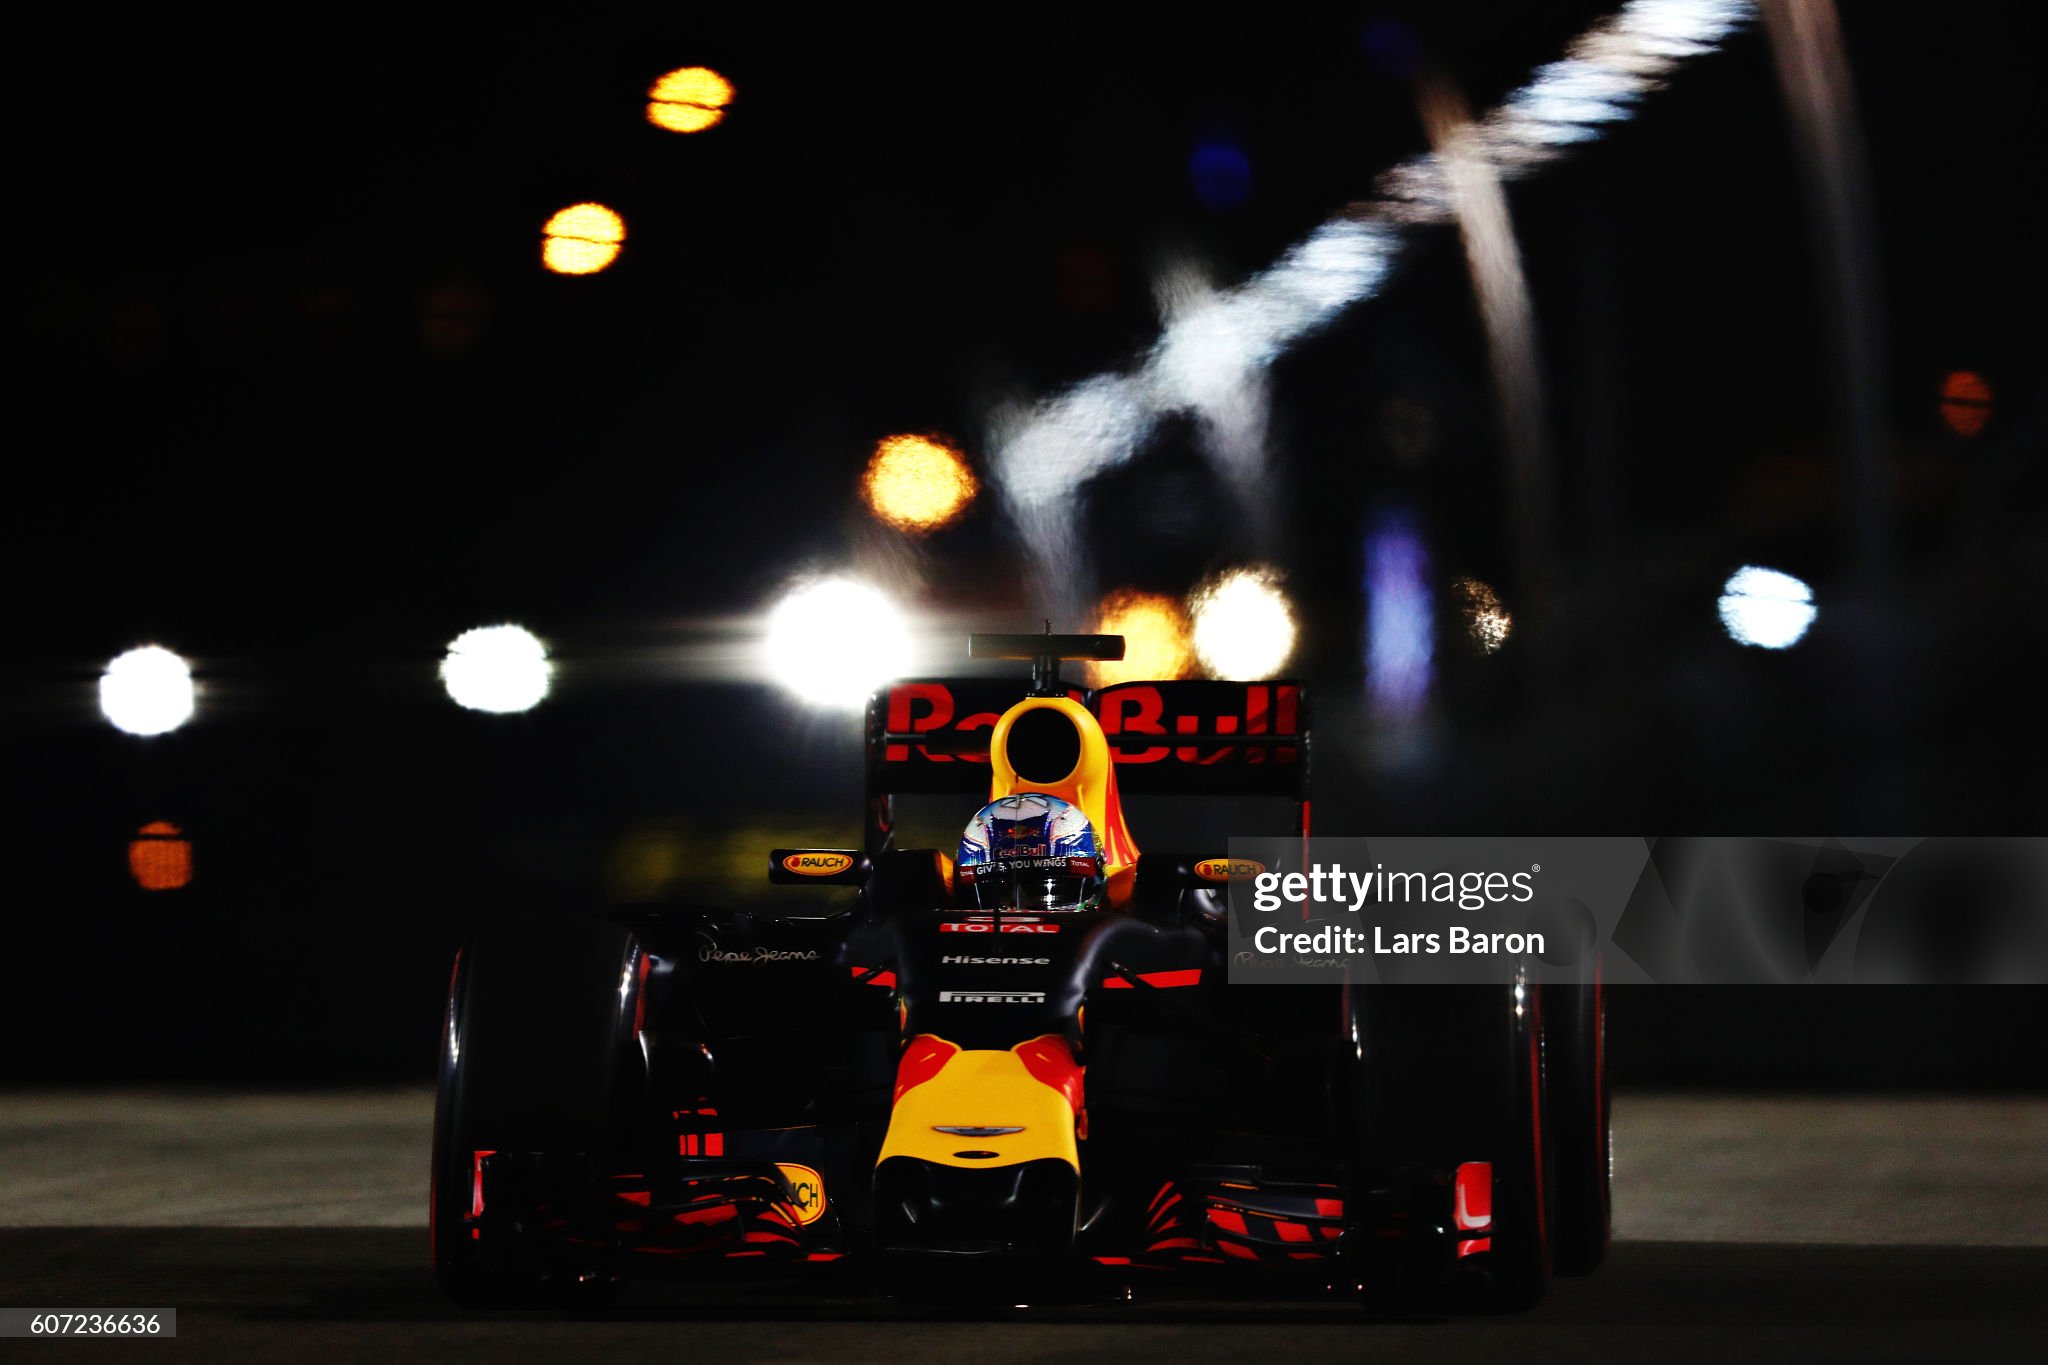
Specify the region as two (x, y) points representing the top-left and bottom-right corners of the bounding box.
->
(1361, 17), (1424, 78)
(1188, 140), (1252, 210)
(1365, 508), (1434, 716)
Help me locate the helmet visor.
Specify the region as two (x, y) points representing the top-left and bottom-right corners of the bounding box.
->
(959, 855), (1102, 912)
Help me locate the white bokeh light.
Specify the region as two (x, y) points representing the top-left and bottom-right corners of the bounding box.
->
(99, 646), (196, 735)
(763, 578), (912, 709)
(1718, 566), (1817, 649)
(1189, 567), (1298, 680)
(441, 625), (553, 713)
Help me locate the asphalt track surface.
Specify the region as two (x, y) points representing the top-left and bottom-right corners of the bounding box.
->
(2, 1092), (2044, 1360)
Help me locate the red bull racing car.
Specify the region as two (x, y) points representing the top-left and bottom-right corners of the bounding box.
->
(431, 634), (1609, 1310)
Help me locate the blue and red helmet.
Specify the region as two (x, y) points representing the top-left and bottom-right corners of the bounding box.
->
(957, 794), (1104, 912)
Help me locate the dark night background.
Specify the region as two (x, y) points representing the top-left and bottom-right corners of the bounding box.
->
(5, 3), (2043, 1086)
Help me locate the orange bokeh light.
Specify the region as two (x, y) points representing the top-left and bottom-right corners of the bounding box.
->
(129, 820), (192, 892)
(541, 203), (625, 276)
(647, 67), (733, 132)
(862, 435), (977, 533)
(1939, 370), (1992, 438)
(1089, 589), (1194, 686)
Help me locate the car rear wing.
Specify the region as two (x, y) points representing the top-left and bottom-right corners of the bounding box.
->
(862, 677), (1310, 852)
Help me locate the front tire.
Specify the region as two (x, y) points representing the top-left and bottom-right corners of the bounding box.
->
(1346, 976), (1550, 1313)
(1542, 975), (1610, 1275)
(431, 920), (638, 1306)
(1471, 975), (1551, 1311)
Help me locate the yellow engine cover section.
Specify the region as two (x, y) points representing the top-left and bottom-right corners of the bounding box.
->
(878, 1042), (1081, 1171)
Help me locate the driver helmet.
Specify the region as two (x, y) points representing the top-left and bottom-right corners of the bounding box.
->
(956, 794), (1104, 913)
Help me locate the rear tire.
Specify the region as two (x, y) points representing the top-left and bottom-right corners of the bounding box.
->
(431, 920), (639, 1307)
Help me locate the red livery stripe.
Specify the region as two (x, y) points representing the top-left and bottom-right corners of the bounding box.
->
(1206, 1208), (1249, 1237)
(1102, 968), (1202, 990)
(675, 1204), (738, 1226)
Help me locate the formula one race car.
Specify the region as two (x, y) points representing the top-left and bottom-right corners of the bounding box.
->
(431, 634), (1608, 1310)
